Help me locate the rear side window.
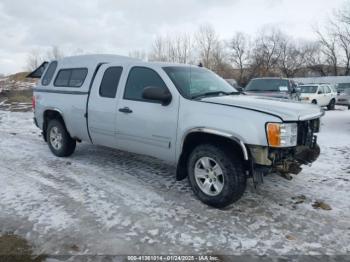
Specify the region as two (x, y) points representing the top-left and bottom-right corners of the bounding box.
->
(41, 61), (57, 86)
(99, 67), (123, 98)
(124, 67), (167, 102)
(54, 68), (88, 87)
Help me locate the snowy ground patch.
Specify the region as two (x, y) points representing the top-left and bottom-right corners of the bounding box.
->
(0, 108), (349, 256)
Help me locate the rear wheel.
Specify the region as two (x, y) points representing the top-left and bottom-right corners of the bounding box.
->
(47, 119), (76, 157)
(327, 99), (335, 110)
(187, 144), (246, 208)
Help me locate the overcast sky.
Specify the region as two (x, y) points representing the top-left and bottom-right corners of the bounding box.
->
(0, 0), (346, 75)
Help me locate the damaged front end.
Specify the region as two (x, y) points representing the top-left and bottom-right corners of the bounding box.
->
(248, 118), (321, 184)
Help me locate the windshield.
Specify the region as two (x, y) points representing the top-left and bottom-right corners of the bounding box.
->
(163, 66), (237, 99)
(245, 79), (289, 92)
(300, 85), (318, 93)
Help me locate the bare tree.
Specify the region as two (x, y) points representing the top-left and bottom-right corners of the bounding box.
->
(249, 28), (284, 77)
(333, 5), (350, 75)
(46, 46), (64, 60)
(228, 32), (250, 82)
(195, 24), (220, 69)
(335, 25), (350, 75)
(278, 37), (308, 77)
(149, 36), (167, 62)
(26, 50), (44, 71)
(149, 33), (193, 63)
(339, 0), (350, 24)
(316, 28), (339, 76)
(129, 50), (148, 60)
(300, 41), (327, 76)
(210, 41), (230, 75)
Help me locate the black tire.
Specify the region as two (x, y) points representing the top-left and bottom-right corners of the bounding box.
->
(348, 105), (350, 110)
(46, 119), (76, 157)
(312, 100), (317, 105)
(327, 99), (335, 110)
(187, 144), (246, 208)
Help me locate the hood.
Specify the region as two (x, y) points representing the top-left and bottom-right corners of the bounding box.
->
(244, 91), (290, 99)
(201, 95), (324, 121)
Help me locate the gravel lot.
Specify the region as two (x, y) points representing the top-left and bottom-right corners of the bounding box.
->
(0, 107), (349, 258)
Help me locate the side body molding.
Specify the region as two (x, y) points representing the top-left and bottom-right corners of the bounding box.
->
(181, 127), (249, 161)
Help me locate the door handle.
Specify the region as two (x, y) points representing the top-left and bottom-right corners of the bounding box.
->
(119, 107), (133, 114)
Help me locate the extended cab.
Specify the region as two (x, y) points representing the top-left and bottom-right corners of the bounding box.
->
(32, 55), (324, 208)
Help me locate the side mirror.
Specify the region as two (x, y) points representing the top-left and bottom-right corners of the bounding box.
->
(142, 86), (172, 106)
(318, 91), (322, 94)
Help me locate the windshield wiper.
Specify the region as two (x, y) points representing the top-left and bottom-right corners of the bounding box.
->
(191, 91), (239, 100)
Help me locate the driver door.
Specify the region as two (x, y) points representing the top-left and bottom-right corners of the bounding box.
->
(115, 66), (179, 163)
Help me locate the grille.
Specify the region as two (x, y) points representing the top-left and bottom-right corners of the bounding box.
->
(297, 119), (319, 146)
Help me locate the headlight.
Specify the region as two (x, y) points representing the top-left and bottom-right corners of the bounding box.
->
(266, 123), (298, 147)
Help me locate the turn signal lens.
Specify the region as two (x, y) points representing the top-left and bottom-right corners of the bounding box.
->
(267, 123), (281, 147)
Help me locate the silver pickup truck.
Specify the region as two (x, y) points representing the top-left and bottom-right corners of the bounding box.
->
(31, 55), (324, 208)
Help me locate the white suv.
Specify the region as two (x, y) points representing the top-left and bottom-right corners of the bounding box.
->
(299, 84), (337, 110)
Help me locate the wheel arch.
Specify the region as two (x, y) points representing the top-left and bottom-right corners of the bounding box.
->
(176, 128), (249, 181)
(42, 108), (67, 141)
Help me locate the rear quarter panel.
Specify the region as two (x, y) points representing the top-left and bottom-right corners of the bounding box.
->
(34, 62), (95, 142)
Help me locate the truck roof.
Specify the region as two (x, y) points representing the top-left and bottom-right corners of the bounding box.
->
(54, 54), (194, 68)
(56, 54), (141, 67)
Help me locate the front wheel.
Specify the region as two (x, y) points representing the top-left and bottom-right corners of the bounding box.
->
(47, 119), (76, 157)
(187, 144), (246, 208)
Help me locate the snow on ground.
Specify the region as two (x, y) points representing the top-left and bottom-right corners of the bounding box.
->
(0, 107), (350, 257)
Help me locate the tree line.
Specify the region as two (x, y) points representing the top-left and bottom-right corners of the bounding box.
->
(132, 2), (350, 85)
(27, 2), (350, 86)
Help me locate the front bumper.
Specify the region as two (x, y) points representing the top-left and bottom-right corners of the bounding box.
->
(249, 118), (321, 177)
(249, 142), (320, 179)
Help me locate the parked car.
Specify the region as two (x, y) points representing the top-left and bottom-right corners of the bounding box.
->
(336, 88), (350, 109)
(299, 84), (337, 110)
(225, 79), (243, 93)
(244, 77), (300, 100)
(337, 83), (350, 94)
(30, 55), (324, 208)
